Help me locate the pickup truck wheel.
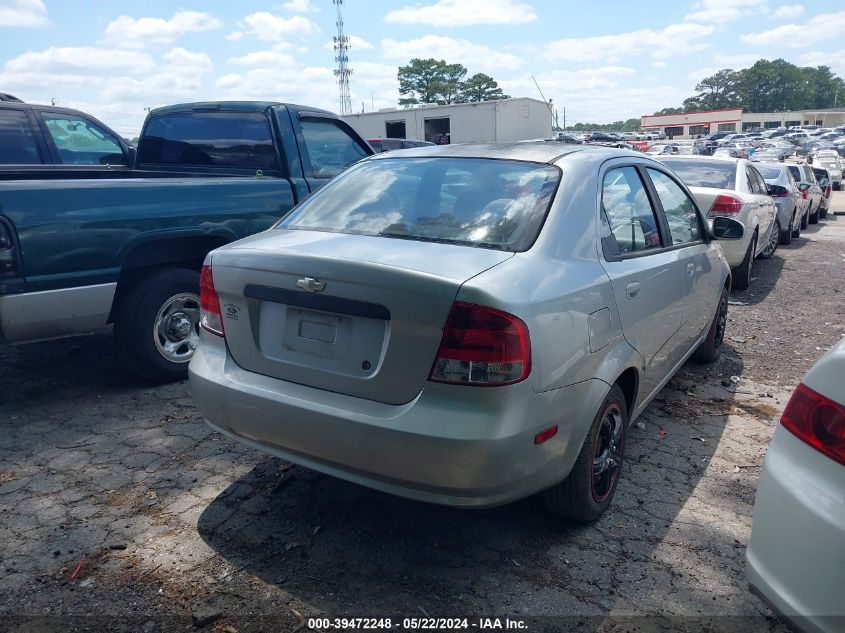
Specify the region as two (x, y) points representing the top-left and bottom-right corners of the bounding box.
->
(542, 384), (626, 522)
(692, 287), (728, 363)
(819, 207), (827, 220)
(809, 208), (819, 224)
(731, 233), (756, 291)
(114, 268), (200, 383)
(800, 207), (810, 229)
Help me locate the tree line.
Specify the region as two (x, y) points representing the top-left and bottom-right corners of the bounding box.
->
(656, 59), (845, 115)
(398, 58), (510, 106)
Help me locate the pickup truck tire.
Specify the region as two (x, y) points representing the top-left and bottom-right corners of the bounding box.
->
(114, 268), (201, 384)
(809, 208), (819, 224)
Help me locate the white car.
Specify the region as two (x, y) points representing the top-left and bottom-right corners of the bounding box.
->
(657, 156), (777, 290)
(746, 338), (845, 633)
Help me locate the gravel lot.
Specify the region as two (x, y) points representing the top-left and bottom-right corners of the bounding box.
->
(2, 194), (844, 633)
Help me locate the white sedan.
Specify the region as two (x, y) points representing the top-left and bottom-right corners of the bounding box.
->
(657, 156), (777, 290)
(746, 338), (845, 633)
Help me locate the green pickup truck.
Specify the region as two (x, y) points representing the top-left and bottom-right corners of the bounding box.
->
(0, 98), (372, 382)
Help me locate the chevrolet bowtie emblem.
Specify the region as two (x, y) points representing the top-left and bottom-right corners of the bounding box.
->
(296, 277), (326, 293)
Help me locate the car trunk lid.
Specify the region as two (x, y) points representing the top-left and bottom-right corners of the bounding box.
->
(210, 229), (514, 405)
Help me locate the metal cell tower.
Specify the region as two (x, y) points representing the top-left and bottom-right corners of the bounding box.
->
(332, 0), (352, 114)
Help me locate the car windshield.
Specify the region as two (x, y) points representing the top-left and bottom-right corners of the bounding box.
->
(277, 157), (560, 252)
(659, 159), (736, 189)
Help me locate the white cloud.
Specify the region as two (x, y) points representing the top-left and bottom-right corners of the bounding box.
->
(501, 69), (686, 124)
(229, 43), (296, 68)
(236, 12), (320, 42)
(545, 23), (715, 63)
(652, 61), (668, 69)
(100, 48), (213, 102)
(105, 10), (222, 49)
(381, 35), (524, 71)
(684, 0), (766, 23)
(277, 0), (321, 11)
(799, 49), (845, 77)
(385, 0), (537, 27)
(0, 0), (49, 27)
(771, 4), (804, 20)
(740, 10), (845, 47)
(324, 35), (374, 51)
(226, 31), (244, 42)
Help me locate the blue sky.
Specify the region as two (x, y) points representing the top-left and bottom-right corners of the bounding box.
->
(1, 0), (844, 136)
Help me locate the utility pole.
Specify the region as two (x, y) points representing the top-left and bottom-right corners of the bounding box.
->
(332, 0), (352, 115)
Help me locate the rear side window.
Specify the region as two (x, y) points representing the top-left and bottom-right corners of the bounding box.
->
(756, 165), (783, 179)
(660, 159), (736, 189)
(299, 118), (369, 178)
(279, 157), (559, 252)
(601, 166), (663, 255)
(646, 169), (702, 245)
(787, 165), (802, 182)
(745, 166), (764, 194)
(40, 112), (125, 166)
(139, 112), (277, 171)
(0, 109), (41, 165)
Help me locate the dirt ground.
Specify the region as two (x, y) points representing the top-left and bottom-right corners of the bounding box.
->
(2, 194), (844, 633)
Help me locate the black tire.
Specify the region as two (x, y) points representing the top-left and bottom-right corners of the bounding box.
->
(543, 384), (627, 522)
(792, 212), (802, 238)
(801, 206), (810, 229)
(693, 286), (728, 363)
(780, 210), (794, 245)
(758, 219), (779, 259)
(114, 268), (201, 384)
(731, 233), (756, 291)
(819, 207), (828, 219)
(834, 182), (840, 191)
(809, 208), (819, 224)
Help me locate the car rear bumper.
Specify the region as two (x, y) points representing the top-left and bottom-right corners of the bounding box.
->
(189, 334), (610, 508)
(746, 428), (845, 633)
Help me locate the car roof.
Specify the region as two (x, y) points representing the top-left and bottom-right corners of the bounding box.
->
(367, 142), (595, 164)
(660, 155), (741, 164)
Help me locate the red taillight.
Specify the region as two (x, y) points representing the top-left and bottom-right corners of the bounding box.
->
(781, 383), (845, 466)
(199, 264), (224, 337)
(826, 184), (832, 195)
(709, 194), (743, 216)
(428, 301), (531, 386)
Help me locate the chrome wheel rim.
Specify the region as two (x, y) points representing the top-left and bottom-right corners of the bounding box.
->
(153, 293), (200, 363)
(591, 403), (624, 503)
(763, 221), (779, 256)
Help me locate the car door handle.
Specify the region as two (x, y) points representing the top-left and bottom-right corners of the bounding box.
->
(625, 281), (641, 299)
(686, 263), (695, 276)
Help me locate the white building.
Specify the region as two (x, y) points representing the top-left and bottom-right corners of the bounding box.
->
(341, 98), (553, 144)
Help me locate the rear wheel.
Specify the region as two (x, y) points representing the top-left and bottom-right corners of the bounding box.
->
(114, 268), (201, 384)
(759, 219), (780, 259)
(731, 233), (756, 291)
(801, 206), (810, 229)
(819, 206), (828, 220)
(693, 287), (728, 363)
(809, 207), (819, 224)
(543, 385), (626, 522)
(780, 210), (794, 245)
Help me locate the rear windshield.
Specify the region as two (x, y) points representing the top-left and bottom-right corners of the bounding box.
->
(278, 157), (560, 252)
(659, 159), (736, 189)
(139, 112), (277, 171)
(755, 165), (783, 179)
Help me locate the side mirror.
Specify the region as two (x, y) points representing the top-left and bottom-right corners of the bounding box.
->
(767, 184), (787, 197)
(711, 217), (745, 240)
(126, 146), (137, 166)
(798, 182), (811, 192)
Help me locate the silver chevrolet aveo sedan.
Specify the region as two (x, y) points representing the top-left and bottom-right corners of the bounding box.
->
(190, 144), (743, 522)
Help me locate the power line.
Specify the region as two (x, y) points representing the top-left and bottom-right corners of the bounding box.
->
(332, 0), (352, 115)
